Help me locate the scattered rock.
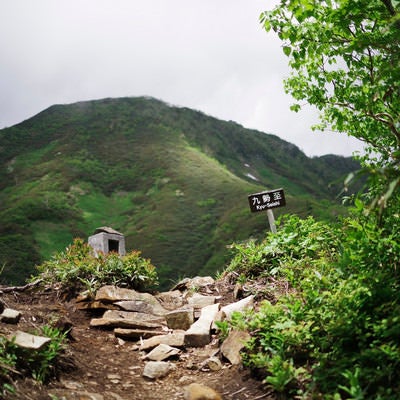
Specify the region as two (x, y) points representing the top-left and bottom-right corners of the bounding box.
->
(115, 300), (166, 316)
(139, 331), (185, 351)
(90, 310), (166, 329)
(107, 373), (122, 380)
(114, 328), (167, 340)
(220, 330), (251, 365)
(183, 382), (222, 400)
(142, 361), (173, 379)
(220, 295), (254, 320)
(10, 330), (51, 350)
(76, 300), (119, 310)
(156, 290), (185, 310)
(204, 356), (222, 371)
(171, 276), (215, 291)
(50, 390), (103, 399)
(185, 303), (220, 347)
(0, 308), (21, 323)
(187, 293), (217, 309)
(0, 278), (274, 400)
(60, 379), (85, 390)
(143, 343), (181, 361)
(165, 307), (194, 330)
(233, 282), (243, 299)
(95, 285), (163, 311)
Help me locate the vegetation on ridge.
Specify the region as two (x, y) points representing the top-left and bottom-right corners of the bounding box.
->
(215, 1), (400, 398)
(34, 238), (158, 296)
(0, 97), (357, 288)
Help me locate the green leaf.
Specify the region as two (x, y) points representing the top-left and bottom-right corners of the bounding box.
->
(290, 103), (301, 112)
(283, 46), (292, 56)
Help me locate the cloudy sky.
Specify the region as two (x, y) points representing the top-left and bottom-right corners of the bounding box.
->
(0, 0), (364, 157)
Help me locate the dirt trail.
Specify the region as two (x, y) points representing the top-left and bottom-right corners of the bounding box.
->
(1, 284), (275, 400)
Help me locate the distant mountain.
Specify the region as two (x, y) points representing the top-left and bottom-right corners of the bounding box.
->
(0, 97), (359, 287)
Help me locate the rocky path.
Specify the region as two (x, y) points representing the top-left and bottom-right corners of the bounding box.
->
(0, 277), (275, 400)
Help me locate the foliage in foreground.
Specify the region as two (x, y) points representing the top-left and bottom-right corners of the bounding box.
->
(33, 238), (158, 294)
(225, 208), (400, 399)
(0, 326), (67, 397)
(260, 0), (400, 214)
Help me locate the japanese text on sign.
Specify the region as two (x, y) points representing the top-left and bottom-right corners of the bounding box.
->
(248, 188), (286, 213)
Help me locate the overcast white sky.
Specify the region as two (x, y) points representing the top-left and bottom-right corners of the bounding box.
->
(0, 0), (364, 157)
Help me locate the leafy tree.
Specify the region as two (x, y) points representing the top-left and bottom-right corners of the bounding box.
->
(260, 0), (400, 213)
(231, 2), (400, 397)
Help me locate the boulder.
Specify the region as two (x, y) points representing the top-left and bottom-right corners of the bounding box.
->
(183, 383), (222, 400)
(165, 307), (194, 330)
(204, 356), (222, 371)
(156, 290), (185, 310)
(143, 343), (181, 361)
(142, 361), (173, 379)
(115, 300), (166, 316)
(10, 331), (51, 350)
(114, 328), (167, 340)
(220, 295), (254, 320)
(90, 310), (165, 329)
(95, 286), (164, 312)
(220, 330), (251, 365)
(0, 308), (21, 324)
(184, 303), (220, 347)
(139, 331), (185, 351)
(75, 300), (118, 311)
(171, 276), (215, 291)
(187, 293), (217, 310)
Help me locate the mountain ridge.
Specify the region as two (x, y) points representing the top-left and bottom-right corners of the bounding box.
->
(0, 96), (359, 287)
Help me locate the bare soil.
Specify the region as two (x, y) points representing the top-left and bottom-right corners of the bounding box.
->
(0, 282), (276, 400)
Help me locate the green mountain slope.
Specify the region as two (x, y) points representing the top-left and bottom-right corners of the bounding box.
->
(0, 97), (359, 287)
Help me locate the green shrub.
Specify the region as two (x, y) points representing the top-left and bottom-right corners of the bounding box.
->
(224, 215), (339, 281)
(225, 211), (400, 399)
(0, 326), (67, 396)
(33, 238), (158, 294)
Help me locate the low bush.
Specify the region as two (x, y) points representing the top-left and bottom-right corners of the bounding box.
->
(225, 210), (400, 399)
(33, 238), (158, 295)
(0, 326), (67, 397)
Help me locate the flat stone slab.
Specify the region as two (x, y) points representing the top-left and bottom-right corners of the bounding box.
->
(95, 286), (165, 314)
(115, 300), (166, 316)
(220, 330), (250, 365)
(184, 303), (220, 347)
(139, 331), (185, 351)
(114, 328), (166, 340)
(143, 343), (181, 361)
(220, 295), (254, 320)
(90, 310), (166, 329)
(171, 276), (215, 291)
(143, 361), (173, 379)
(187, 293), (216, 309)
(10, 330), (51, 350)
(0, 308), (21, 324)
(75, 301), (119, 310)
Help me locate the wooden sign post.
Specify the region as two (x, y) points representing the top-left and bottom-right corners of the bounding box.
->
(247, 188), (286, 233)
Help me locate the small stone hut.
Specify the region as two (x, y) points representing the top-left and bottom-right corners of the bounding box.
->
(88, 227), (126, 256)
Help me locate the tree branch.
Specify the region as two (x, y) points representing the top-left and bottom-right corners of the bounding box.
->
(0, 279), (42, 294)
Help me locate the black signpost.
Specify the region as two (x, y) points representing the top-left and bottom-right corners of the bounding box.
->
(248, 188), (286, 233)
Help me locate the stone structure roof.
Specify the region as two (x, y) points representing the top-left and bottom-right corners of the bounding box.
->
(93, 226), (123, 236)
